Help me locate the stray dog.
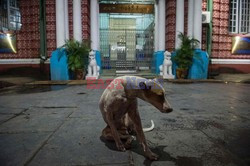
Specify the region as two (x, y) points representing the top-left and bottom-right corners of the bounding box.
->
(99, 76), (173, 160)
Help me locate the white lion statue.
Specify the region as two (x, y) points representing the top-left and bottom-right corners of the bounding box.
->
(86, 50), (100, 79)
(159, 51), (174, 79)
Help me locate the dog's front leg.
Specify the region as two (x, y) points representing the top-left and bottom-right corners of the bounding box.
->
(127, 109), (159, 160)
(106, 111), (126, 152)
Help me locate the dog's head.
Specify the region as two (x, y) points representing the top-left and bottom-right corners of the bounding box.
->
(138, 78), (173, 113)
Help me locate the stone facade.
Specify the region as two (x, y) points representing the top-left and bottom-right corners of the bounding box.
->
(0, 0), (40, 59)
(212, 0), (249, 59)
(0, 0), (90, 59)
(46, 0), (56, 59)
(0, 0), (249, 73)
(165, 0), (207, 52)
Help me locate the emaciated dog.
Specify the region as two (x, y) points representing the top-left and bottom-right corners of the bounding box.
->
(99, 76), (173, 160)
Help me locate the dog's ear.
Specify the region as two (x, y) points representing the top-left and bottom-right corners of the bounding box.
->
(153, 77), (163, 84)
(139, 82), (151, 90)
(153, 77), (160, 82)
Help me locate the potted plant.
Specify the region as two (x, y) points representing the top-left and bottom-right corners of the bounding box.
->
(62, 39), (90, 80)
(173, 32), (200, 79)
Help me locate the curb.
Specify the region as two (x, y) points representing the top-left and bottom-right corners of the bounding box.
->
(24, 79), (234, 85)
(25, 79), (113, 86)
(165, 79), (225, 84)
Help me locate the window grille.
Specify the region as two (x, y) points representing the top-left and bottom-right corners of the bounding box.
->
(229, 0), (250, 34)
(0, 0), (21, 31)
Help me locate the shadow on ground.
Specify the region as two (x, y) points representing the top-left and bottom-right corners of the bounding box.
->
(100, 136), (203, 166)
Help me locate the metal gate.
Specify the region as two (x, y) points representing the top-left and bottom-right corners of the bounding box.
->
(100, 28), (154, 74)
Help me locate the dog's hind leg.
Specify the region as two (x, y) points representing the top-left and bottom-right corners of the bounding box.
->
(102, 125), (135, 149)
(101, 126), (114, 141)
(105, 111), (126, 152)
(102, 126), (130, 140)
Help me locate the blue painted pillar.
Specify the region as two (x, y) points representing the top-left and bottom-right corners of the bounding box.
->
(94, 50), (102, 74)
(154, 51), (164, 74)
(171, 49), (209, 79)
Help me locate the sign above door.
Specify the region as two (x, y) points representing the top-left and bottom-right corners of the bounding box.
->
(100, 4), (154, 14)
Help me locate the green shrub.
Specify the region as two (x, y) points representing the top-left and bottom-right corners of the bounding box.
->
(62, 39), (90, 72)
(173, 32), (200, 69)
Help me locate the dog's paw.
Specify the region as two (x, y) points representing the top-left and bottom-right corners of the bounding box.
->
(124, 143), (131, 149)
(146, 152), (159, 161)
(116, 143), (126, 152)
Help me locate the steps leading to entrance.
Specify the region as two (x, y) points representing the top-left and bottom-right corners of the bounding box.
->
(100, 73), (157, 79)
(116, 70), (137, 75)
(115, 60), (137, 75)
(115, 60), (135, 71)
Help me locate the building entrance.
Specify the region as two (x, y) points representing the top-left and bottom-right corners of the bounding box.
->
(99, 2), (155, 75)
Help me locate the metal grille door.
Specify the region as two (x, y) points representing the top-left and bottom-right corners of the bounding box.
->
(100, 13), (154, 75)
(100, 28), (154, 72)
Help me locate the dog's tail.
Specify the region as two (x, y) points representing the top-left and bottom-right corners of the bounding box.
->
(143, 120), (155, 132)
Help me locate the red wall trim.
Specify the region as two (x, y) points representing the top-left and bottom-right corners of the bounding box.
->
(210, 64), (250, 74)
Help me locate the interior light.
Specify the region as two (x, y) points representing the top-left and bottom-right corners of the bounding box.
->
(6, 33), (17, 53)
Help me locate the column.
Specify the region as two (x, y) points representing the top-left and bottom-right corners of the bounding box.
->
(187, 0), (194, 37)
(73, 0), (82, 41)
(90, 0), (99, 50)
(193, 0), (202, 48)
(64, 0), (69, 40)
(96, 0), (100, 50)
(154, 1), (159, 52)
(175, 0), (184, 49)
(56, 0), (65, 47)
(158, 0), (165, 51)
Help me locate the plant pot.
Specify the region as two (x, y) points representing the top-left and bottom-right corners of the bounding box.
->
(176, 68), (188, 79)
(75, 69), (86, 80)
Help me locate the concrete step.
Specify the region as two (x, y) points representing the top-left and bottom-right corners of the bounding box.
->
(116, 70), (137, 75)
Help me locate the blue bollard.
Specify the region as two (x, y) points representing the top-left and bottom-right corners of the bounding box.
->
(50, 49), (70, 80)
(171, 49), (209, 79)
(188, 49), (209, 79)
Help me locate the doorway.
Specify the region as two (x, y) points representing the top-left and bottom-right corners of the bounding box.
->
(99, 3), (155, 75)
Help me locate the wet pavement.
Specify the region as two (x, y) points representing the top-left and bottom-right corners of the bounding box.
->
(0, 82), (249, 166)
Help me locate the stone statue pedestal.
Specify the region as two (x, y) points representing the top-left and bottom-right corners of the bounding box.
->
(86, 75), (99, 80)
(163, 74), (175, 79)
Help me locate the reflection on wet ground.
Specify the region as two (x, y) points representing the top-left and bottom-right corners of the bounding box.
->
(0, 85), (68, 95)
